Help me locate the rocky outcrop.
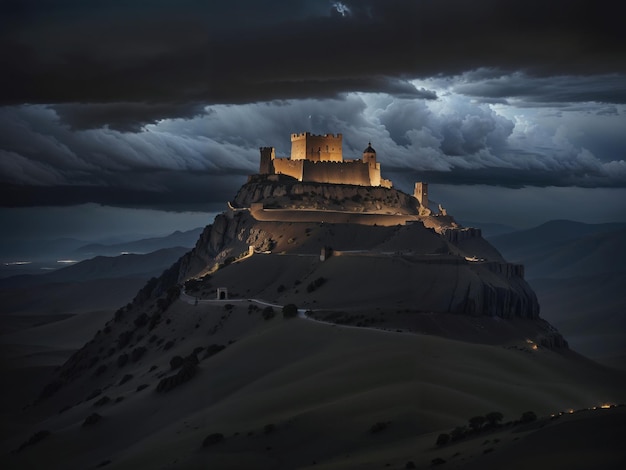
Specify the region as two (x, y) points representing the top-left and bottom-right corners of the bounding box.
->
(233, 175), (421, 214)
(483, 261), (526, 279)
(457, 276), (540, 319)
(441, 227), (482, 243)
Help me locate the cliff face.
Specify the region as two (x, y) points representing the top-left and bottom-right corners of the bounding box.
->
(169, 207), (540, 321)
(233, 175), (421, 214)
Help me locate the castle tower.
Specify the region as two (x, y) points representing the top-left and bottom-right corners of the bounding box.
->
(362, 142), (377, 166)
(290, 132), (343, 162)
(363, 142), (381, 186)
(414, 182), (430, 215)
(259, 147), (275, 174)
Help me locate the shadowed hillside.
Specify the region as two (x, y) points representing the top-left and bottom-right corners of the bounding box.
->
(2, 183), (624, 469)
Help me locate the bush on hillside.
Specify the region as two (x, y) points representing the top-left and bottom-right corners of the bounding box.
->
(306, 277), (327, 293)
(282, 304), (298, 318)
(16, 430), (50, 453)
(202, 433), (224, 447)
(435, 433), (450, 447)
(204, 344), (226, 359)
(262, 306), (275, 320)
(82, 413), (102, 427)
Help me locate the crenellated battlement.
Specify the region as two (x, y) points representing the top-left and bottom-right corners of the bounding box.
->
(290, 132), (342, 140)
(259, 131), (394, 189)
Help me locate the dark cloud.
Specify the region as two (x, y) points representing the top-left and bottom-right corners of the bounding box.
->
(1, 0), (625, 217)
(1, 0), (624, 130)
(452, 73), (626, 106)
(54, 102), (207, 132)
(1, 93), (625, 212)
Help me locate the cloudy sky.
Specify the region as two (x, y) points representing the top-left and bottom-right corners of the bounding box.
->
(1, 0), (625, 241)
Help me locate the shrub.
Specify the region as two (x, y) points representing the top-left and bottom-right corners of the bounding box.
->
(163, 340), (175, 351)
(520, 411), (537, 423)
(157, 359), (198, 393)
(369, 421), (389, 434)
(450, 426), (467, 441)
(468, 415), (486, 431)
(204, 344), (226, 359)
(117, 330), (134, 349)
(86, 388), (102, 400)
(262, 306), (275, 320)
(133, 312), (149, 328)
(170, 355), (184, 370)
(264, 424), (275, 434)
(405, 462), (416, 469)
(131, 346), (147, 362)
(94, 364), (108, 376)
(435, 433), (450, 447)
(117, 353), (129, 368)
(485, 411), (504, 427)
(202, 433), (224, 447)
(16, 430), (51, 452)
(306, 277), (327, 293)
(148, 313), (161, 330)
(282, 304), (298, 318)
(119, 374), (133, 385)
(93, 396), (110, 407)
(82, 413), (102, 427)
(432, 457), (446, 466)
(136, 384), (149, 392)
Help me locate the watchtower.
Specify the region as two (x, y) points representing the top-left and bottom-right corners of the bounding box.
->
(259, 147), (275, 174)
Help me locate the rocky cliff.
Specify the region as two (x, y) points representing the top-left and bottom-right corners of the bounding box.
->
(233, 174), (422, 214)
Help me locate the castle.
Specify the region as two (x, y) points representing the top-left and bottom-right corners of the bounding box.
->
(259, 132), (393, 188)
(259, 132), (430, 213)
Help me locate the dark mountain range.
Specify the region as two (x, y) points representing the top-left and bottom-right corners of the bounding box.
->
(0, 247), (189, 289)
(488, 220), (626, 368)
(74, 228), (203, 257)
(488, 220), (626, 279)
(458, 220), (518, 238)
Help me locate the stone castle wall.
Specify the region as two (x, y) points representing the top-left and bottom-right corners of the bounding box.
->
(272, 158), (304, 180)
(302, 160), (371, 186)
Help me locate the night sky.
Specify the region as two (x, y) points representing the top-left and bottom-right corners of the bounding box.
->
(1, 0), (625, 242)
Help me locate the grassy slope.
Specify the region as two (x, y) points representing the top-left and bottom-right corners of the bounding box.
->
(2, 299), (624, 469)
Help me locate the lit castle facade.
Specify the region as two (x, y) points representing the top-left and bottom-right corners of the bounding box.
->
(259, 132), (393, 188)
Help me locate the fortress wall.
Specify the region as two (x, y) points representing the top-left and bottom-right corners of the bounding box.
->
(273, 158), (304, 181)
(302, 160), (371, 186)
(368, 163), (381, 187)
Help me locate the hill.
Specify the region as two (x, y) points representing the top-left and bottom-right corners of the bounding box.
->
(2, 181), (624, 469)
(2, 300), (624, 469)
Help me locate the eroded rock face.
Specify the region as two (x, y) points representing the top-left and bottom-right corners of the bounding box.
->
(171, 210), (540, 321)
(457, 276), (540, 319)
(233, 176), (421, 214)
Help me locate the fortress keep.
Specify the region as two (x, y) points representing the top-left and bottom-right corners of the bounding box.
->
(259, 132), (393, 188)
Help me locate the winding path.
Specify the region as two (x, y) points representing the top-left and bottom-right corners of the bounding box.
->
(179, 288), (408, 334)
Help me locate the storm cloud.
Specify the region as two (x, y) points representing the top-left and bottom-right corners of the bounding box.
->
(0, 0), (625, 221)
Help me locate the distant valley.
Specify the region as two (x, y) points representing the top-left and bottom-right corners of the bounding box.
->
(487, 220), (626, 369)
